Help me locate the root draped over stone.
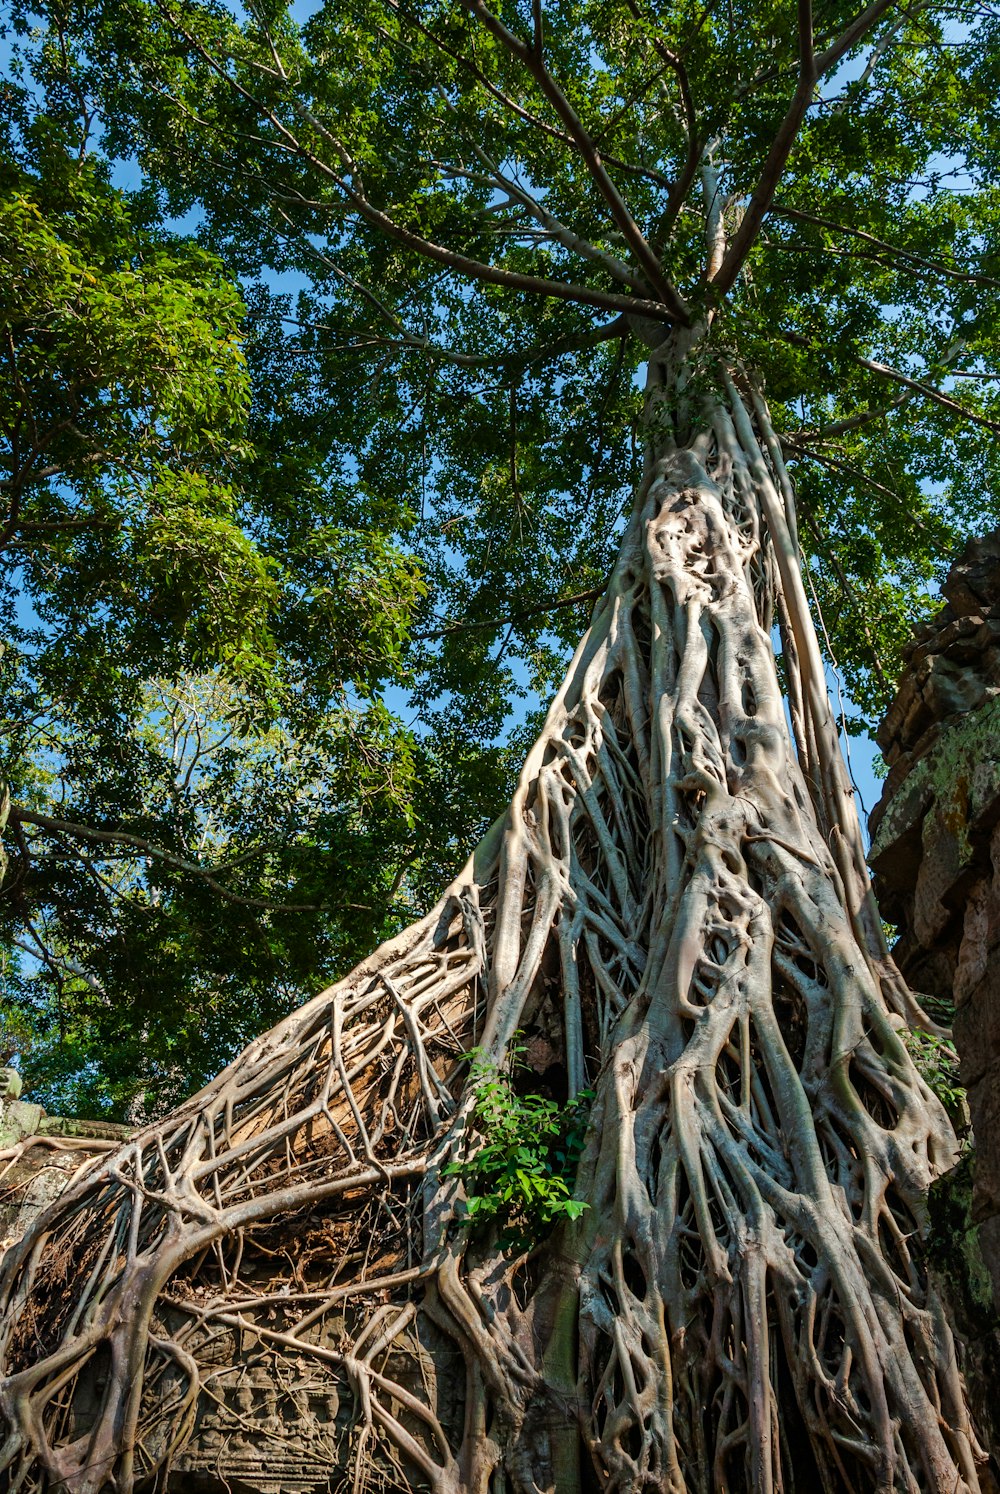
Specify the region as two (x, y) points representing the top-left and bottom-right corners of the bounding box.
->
(0, 368), (981, 1493)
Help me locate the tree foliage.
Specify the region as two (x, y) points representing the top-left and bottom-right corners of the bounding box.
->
(443, 1045), (592, 1247)
(0, 74), (436, 1116)
(0, 2), (998, 1490)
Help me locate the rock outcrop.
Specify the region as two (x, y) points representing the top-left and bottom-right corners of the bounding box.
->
(871, 531), (1000, 1278)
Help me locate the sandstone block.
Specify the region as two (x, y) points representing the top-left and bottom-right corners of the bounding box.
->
(954, 968), (1000, 1087)
(955, 880), (992, 1008)
(971, 758), (1000, 834)
(968, 1058), (1000, 1220)
(944, 531), (1000, 613)
(868, 770), (931, 891)
(924, 653), (988, 719)
(913, 795), (975, 948)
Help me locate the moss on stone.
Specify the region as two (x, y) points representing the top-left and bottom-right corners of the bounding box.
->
(928, 1151), (998, 1326)
(871, 696), (1000, 868)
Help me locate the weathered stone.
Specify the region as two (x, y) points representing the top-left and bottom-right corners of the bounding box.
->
(0, 1091), (134, 1256)
(37, 1114), (131, 1141)
(879, 750), (913, 809)
(972, 759), (1000, 836)
(924, 653), (989, 718)
(0, 1100), (45, 1147)
(902, 612), (980, 672)
(868, 770), (931, 891)
(927, 1156), (1000, 1476)
(969, 1059), (1000, 1222)
(944, 531), (1000, 612)
(979, 1214), (1000, 1341)
(913, 795), (975, 947)
(872, 528), (1000, 1465)
(906, 601), (954, 653)
(876, 674), (921, 751)
(955, 882), (995, 1009)
(955, 975), (1000, 1087)
(0, 1069), (22, 1101)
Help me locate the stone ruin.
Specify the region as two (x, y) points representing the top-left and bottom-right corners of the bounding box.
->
(0, 1068), (130, 1252)
(870, 528), (1000, 1463)
(0, 1072), (397, 1493)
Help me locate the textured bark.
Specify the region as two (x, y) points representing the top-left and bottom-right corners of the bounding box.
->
(0, 354), (982, 1493)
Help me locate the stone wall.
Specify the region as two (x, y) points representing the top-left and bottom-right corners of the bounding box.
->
(871, 531), (1000, 1289)
(0, 1069), (131, 1252)
(870, 530), (1000, 1463)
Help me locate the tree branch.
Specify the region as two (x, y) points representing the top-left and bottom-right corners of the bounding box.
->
(814, 0), (909, 74)
(773, 203), (1000, 290)
(423, 584), (606, 641)
(782, 391), (912, 443)
(712, 0), (907, 298)
(711, 0), (815, 296)
(384, 0), (675, 193)
(292, 311), (630, 371)
(627, 17), (704, 251)
(800, 508), (892, 691)
(459, 0), (691, 324)
(781, 332), (1000, 435)
(783, 434), (951, 545)
(297, 124), (670, 321)
(433, 154), (647, 293)
(10, 809), (322, 913)
(157, 4), (673, 324)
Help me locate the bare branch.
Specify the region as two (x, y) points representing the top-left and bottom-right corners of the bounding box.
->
(297, 127), (669, 320)
(433, 154), (647, 293)
(291, 304), (629, 370)
(783, 436), (954, 548)
(626, 18), (705, 250)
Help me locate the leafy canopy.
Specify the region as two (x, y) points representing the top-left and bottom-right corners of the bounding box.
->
(47, 0), (1000, 718)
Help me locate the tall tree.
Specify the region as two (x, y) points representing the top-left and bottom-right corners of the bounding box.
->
(0, 0), (998, 1490)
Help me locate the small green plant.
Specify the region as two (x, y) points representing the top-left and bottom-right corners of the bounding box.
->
(444, 1046), (593, 1249)
(904, 1029), (966, 1116)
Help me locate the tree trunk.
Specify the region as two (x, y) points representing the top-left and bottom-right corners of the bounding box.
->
(0, 342), (982, 1494)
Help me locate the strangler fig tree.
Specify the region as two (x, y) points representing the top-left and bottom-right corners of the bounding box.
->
(2, 0), (1000, 1489)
